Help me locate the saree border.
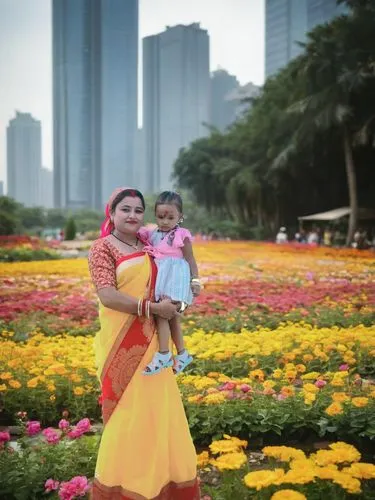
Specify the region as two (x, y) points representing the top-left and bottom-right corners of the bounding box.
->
(100, 253), (157, 425)
(91, 478), (200, 500)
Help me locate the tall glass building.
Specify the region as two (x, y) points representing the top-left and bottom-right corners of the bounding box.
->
(143, 24), (210, 193)
(307, 0), (348, 29)
(265, 0), (348, 79)
(53, 0), (138, 209)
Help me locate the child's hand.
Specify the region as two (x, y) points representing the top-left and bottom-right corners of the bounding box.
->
(191, 279), (202, 297)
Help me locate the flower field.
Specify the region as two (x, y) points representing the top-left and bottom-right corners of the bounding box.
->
(0, 241), (375, 499)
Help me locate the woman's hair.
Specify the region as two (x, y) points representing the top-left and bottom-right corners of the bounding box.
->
(154, 191), (183, 214)
(111, 189), (145, 212)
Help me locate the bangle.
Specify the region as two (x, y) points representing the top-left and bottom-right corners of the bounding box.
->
(137, 299), (143, 317)
(145, 300), (151, 319)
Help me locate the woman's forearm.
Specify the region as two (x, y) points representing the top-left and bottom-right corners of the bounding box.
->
(97, 287), (160, 316)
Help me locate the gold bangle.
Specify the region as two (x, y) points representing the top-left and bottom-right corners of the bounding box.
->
(146, 300), (151, 319)
(137, 299), (143, 317)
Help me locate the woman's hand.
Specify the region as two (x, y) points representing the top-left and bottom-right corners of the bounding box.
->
(151, 299), (178, 320)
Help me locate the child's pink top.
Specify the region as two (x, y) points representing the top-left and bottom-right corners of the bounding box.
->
(138, 227), (192, 260)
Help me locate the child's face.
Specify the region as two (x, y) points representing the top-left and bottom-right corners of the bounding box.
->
(155, 204), (181, 232)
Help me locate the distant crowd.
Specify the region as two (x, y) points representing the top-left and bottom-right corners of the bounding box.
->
(276, 226), (375, 250)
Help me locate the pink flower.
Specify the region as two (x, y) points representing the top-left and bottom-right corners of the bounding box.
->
(0, 431), (10, 443)
(70, 476), (90, 495)
(68, 428), (84, 439)
(26, 420), (41, 436)
(58, 476), (90, 500)
(58, 419), (70, 430)
(76, 418), (91, 433)
(339, 364), (349, 371)
(45, 479), (60, 492)
(240, 384), (251, 393)
(42, 428), (60, 444)
(315, 379), (327, 388)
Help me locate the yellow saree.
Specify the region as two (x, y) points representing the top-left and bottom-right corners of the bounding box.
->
(89, 241), (199, 500)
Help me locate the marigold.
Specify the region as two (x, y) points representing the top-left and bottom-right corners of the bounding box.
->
(8, 379), (21, 389)
(210, 451), (247, 471)
(331, 471), (361, 494)
(209, 435), (247, 455)
(73, 387), (84, 396)
(331, 392), (350, 403)
(271, 490), (307, 500)
(351, 397), (369, 408)
(262, 446), (306, 462)
(325, 402), (343, 416)
(197, 451), (210, 468)
(0, 384), (7, 392)
(244, 469), (285, 491)
(344, 462), (375, 479)
(202, 393), (226, 405)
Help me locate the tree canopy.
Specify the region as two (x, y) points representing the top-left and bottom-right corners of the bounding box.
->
(173, 0), (375, 241)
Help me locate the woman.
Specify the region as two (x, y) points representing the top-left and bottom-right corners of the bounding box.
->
(88, 187), (199, 499)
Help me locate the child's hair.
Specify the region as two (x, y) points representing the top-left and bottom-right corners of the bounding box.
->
(155, 191), (183, 214)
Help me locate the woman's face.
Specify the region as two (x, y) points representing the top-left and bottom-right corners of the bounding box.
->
(111, 196), (145, 235)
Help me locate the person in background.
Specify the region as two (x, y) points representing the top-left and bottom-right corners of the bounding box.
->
(276, 227), (288, 244)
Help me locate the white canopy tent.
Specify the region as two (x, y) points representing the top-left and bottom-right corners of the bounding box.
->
(298, 207), (375, 222)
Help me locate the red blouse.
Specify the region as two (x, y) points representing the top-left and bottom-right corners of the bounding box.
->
(88, 238), (123, 290)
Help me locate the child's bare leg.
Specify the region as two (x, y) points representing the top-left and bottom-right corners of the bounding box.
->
(169, 315), (185, 353)
(156, 316), (171, 353)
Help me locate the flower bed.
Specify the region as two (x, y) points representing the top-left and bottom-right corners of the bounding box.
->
(0, 242), (374, 498)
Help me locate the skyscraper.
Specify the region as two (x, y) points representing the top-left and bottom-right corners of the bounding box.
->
(265, 0), (348, 78)
(6, 112), (41, 207)
(307, 0), (348, 30)
(265, 0), (307, 79)
(143, 23), (210, 193)
(210, 70), (239, 133)
(53, 0), (138, 210)
(40, 167), (54, 208)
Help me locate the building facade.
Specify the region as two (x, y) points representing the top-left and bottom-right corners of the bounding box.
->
(143, 23), (210, 193)
(40, 167), (54, 208)
(53, 0), (138, 209)
(6, 112), (41, 207)
(265, 0), (348, 78)
(210, 70), (239, 133)
(265, 0), (307, 78)
(307, 0), (348, 30)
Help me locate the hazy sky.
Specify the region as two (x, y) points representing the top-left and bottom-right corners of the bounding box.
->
(0, 0), (265, 188)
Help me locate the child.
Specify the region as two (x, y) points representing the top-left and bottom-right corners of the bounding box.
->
(139, 191), (201, 375)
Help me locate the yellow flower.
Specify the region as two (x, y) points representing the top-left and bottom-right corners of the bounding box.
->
(280, 468), (315, 485)
(73, 387), (84, 396)
(0, 372), (12, 380)
(8, 379), (21, 389)
(187, 395), (201, 404)
(304, 393), (316, 405)
(302, 383), (318, 393)
(203, 393), (226, 405)
(244, 469), (285, 491)
(27, 378), (39, 388)
(325, 402), (343, 416)
(331, 471), (361, 494)
(295, 364), (306, 373)
(312, 443), (361, 466)
(344, 462), (375, 479)
(49, 394), (56, 401)
(272, 369), (283, 379)
(209, 435), (247, 455)
(0, 384), (7, 392)
(210, 451), (247, 471)
(331, 392), (350, 403)
(351, 397), (369, 408)
(271, 490), (307, 500)
(47, 384), (56, 392)
(197, 451), (210, 468)
(262, 446), (306, 462)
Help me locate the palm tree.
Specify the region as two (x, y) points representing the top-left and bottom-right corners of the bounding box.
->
(275, 12), (375, 245)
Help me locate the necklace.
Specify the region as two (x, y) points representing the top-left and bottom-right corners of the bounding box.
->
(111, 232), (139, 250)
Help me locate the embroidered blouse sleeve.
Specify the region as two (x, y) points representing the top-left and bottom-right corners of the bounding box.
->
(88, 240), (117, 290)
(173, 228), (193, 248)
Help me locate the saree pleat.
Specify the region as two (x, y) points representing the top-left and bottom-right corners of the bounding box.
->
(91, 252), (199, 499)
